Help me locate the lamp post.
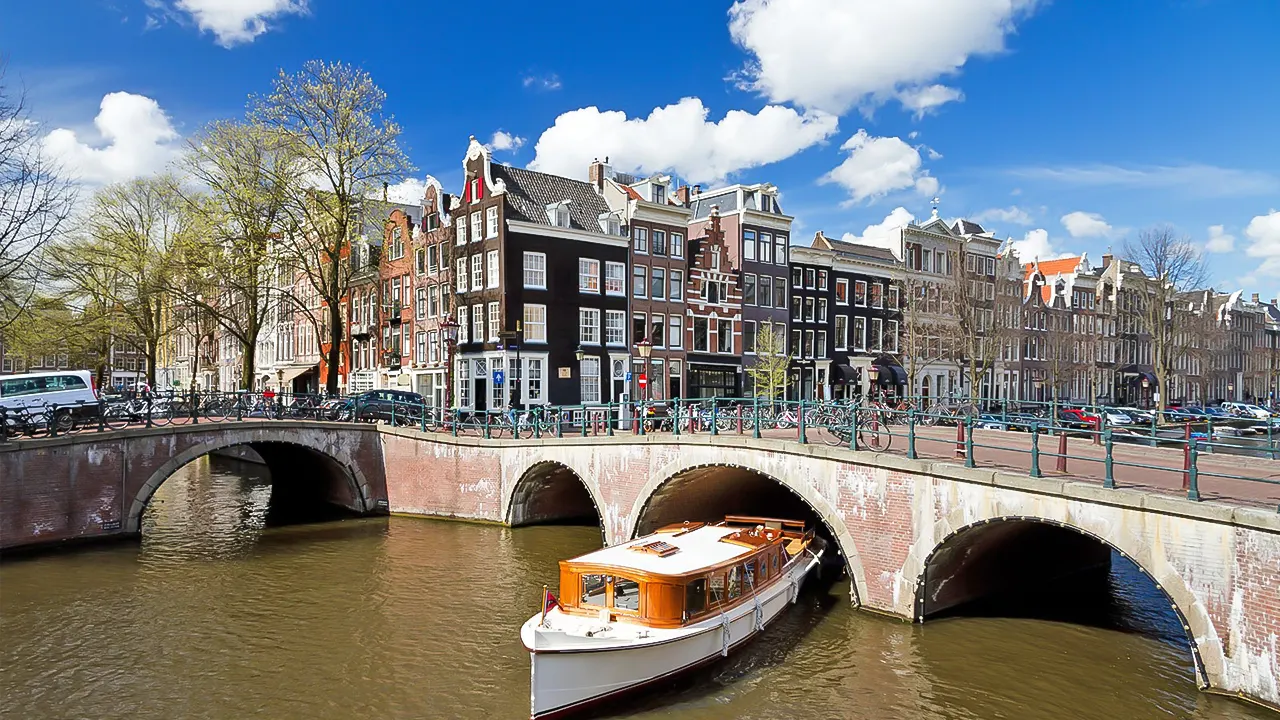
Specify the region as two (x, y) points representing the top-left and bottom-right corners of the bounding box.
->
(441, 313), (460, 413)
(635, 338), (652, 402)
(1227, 381), (1235, 401)
(575, 345), (585, 363)
(868, 364), (880, 402)
(1142, 375), (1151, 409)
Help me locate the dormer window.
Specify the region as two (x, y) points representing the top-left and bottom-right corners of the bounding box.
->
(546, 200), (572, 228)
(597, 212), (622, 236)
(652, 184), (666, 204)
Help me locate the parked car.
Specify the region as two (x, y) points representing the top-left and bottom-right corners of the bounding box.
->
(1114, 406), (1154, 424)
(1054, 410), (1095, 431)
(0, 370), (100, 431)
(975, 414), (1008, 430)
(1099, 408), (1133, 426)
(1221, 402), (1272, 420)
(349, 389), (426, 424)
(1059, 408), (1099, 426)
(1006, 413), (1049, 432)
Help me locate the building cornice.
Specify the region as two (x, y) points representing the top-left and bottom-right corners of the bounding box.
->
(505, 219), (629, 248)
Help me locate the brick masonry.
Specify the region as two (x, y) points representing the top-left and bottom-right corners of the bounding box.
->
(1, 423), (1276, 706)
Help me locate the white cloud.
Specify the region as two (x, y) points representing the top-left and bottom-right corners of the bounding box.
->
(488, 131), (525, 153)
(522, 73), (562, 91)
(384, 178), (425, 205)
(972, 206), (1033, 226)
(1060, 210), (1114, 238)
(1008, 228), (1060, 263)
(840, 207), (915, 246)
(897, 84), (965, 118)
(1204, 225), (1235, 253)
(1009, 163), (1280, 198)
(152, 0), (308, 47)
(1244, 210), (1280, 278)
(820, 129), (937, 204)
(728, 0), (1037, 114)
(42, 92), (182, 185)
(527, 97), (838, 184)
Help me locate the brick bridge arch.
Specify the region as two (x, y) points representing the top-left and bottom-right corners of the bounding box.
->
(504, 458), (608, 543)
(912, 511), (1222, 690)
(128, 430), (379, 533)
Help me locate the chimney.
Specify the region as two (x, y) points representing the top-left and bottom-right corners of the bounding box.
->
(588, 157), (612, 190)
(675, 185), (691, 206)
(1101, 253), (1113, 268)
(693, 184), (701, 197)
(1252, 293), (1261, 303)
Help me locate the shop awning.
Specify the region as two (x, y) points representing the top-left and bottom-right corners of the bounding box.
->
(276, 364), (317, 386)
(1119, 366), (1157, 385)
(873, 363), (907, 386)
(831, 364), (858, 384)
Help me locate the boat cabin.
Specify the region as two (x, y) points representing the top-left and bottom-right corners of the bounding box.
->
(556, 516), (815, 629)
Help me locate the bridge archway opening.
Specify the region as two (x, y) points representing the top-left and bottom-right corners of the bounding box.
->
(508, 461), (603, 538)
(917, 518), (1204, 682)
(633, 464), (851, 584)
(137, 441), (370, 537)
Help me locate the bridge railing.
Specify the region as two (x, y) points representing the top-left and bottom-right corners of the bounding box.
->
(5, 390), (1276, 510)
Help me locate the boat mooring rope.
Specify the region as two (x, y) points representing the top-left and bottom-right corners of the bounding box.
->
(720, 612), (731, 657)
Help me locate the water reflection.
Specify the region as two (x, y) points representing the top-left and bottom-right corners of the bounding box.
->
(0, 458), (1271, 720)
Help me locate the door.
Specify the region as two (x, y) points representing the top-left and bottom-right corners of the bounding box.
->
(473, 378), (487, 412)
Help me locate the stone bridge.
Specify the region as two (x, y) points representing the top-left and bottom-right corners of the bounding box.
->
(1, 422), (1277, 706)
(0, 421), (387, 547)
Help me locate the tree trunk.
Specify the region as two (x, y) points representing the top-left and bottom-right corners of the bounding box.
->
(241, 341), (256, 392)
(326, 301), (342, 395)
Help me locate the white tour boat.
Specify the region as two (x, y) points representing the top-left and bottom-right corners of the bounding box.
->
(520, 515), (826, 719)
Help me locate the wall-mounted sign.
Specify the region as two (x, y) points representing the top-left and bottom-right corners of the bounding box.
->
(558, 367), (572, 379)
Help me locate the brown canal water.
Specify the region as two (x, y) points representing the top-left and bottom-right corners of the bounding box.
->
(1, 457), (1273, 720)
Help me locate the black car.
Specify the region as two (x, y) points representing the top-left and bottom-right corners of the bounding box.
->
(348, 389), (425, 425)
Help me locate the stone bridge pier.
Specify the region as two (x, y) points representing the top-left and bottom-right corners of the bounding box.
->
(0, 422), (388, 549)
(380, 429), (1280, 708)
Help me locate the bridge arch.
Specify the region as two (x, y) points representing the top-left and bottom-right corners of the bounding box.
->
(128, 435), (374, 533)
(505, 459), (606, 542)
(625, 460), (869, 606)
(913, 514), (1217, 690)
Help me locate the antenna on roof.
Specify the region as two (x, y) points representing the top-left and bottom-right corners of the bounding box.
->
(930, 197), (940, 219)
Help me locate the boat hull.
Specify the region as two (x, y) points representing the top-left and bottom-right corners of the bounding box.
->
(524, 541), (824, 719)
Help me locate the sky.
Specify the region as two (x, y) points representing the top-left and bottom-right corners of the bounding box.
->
(4, 0), (1279, 300)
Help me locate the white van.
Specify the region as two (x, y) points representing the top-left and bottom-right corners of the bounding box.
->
(0, 371), (100, 424)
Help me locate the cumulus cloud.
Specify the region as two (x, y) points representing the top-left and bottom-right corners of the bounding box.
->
(42, 92), (182, 185)
(728, 0), (1038, 114)
(1007, 228), (1069, 263)
(840, 207), (915, 248)
(973, 206), (1033, 226)
(1060, 210), (1114, 238)
(488, 131), (525, 153)
(384, 178), (426, 205)
(527, 97), (838, 184)
(821, 130), (937, 204)
(897, 85), (965, 118)
(1204, 225), (1235, 253)
(149, 0), (308, 47)
(1244, 210), (1280, 278)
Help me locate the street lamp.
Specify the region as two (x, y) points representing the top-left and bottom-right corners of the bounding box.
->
(635, 338), (652, 401)
(867, 365), (879, 401)
(441, 313), (460, 412)
(575, 345), (586, 363)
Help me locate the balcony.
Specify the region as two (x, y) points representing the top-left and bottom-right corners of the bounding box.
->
(384, 303), (404, 325)
(383, 352), (402, 370)
(351, 323), (373, 339)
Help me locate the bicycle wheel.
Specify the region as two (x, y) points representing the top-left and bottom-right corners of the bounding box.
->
(858, 413), (889, 451)
(102, 406), (131, 430)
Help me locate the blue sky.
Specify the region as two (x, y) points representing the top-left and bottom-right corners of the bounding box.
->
(4, 0), (1279, 299)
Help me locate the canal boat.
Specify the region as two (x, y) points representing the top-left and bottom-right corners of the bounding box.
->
(520, 516), (826, 719)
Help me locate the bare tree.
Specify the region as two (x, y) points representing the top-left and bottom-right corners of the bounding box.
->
(252, 60), (413, 394)
(1124, 227), (1208, 413)
(173, 120), (304, 389)
(892, 276), (952, 399)
(746, 324), (791, 400)
(0, 63), (76, 331)
(50, 176), (190, 387)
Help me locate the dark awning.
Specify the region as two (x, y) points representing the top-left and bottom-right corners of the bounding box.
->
(873, 363), (907, 386)
(832, 364), (857, 384)
(1119, 367), (1158, 384)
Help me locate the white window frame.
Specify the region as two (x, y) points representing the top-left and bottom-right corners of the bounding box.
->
(580, 356), (601, 404)
(835, 315), (848, 350)
(668, 315), (683, 349)
(523, 304), (547, 343)
(457, 306), (470, 344)
(487, 302), (500, 342)
(471, 254), (483, 291)
(485, 206), (498, 238)
(486, 249), (499, 289)
(456, 257), (468, 293)
(604, 310), (626, 347)
(604, 261), (626, 296)
(633, 227), (648, 254)
(744, 319), (757, 355)
(470, 211), (482, 243)
(579, 258), (601, 294)
(669, 269), (683, 301)
(471, 303), (483, 343)
(455, 217), (466, 245)
(671, 232), (684, 259)
(523, 252), (547, 289)
(579, 308), (601, 345)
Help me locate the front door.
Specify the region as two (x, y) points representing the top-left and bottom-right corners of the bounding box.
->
(473, 378), (487, 412)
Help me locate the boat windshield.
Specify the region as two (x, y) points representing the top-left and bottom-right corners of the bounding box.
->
(581, 574), (607, 607)
(685, 578), (707, 616)
(613, 577), (640, 611)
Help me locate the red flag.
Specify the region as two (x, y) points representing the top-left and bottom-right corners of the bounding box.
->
(543, 589), (560, 614)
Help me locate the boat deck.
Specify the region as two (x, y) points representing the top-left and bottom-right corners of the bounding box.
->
(568, 525), (753, 576)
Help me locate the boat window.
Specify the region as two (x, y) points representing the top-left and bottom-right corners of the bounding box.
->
(708, 572), (726, 606)
(685, 578), (707, 616)
(613, 577), (641, 611)
(727, 566), (742, 599)
(772, 552), (779, 572)
(581, 574), (607, 607)
(744, 560), (757, 589)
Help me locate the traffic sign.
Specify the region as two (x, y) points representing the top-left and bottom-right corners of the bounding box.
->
(625, 372), (632, 382)
(638, 373), (648, 386)
(493, 370), (505, 385)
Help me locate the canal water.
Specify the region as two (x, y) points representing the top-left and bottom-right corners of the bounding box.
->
(1, 458), (1272, 720)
